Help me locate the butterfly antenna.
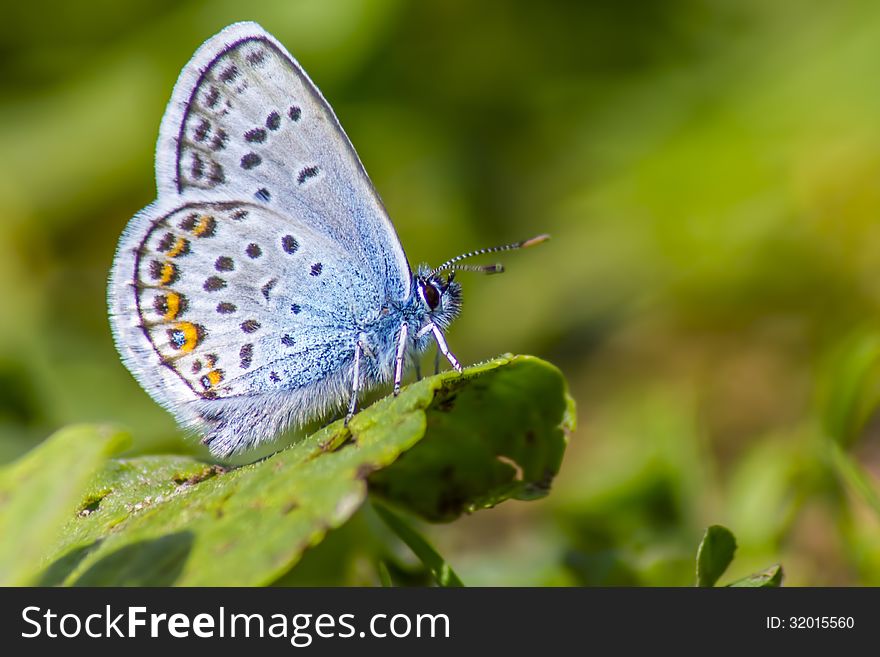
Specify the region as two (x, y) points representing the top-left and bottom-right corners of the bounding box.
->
(431, 234), (549, 276)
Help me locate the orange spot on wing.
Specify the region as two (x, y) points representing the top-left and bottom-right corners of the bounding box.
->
(207, 369), (223, 387)
(165, 292), (181, 320)
(159, 262), (176, 286)
(173, 322), (202, 353)
(167, 237), (188, 258)
(193, 215), (215, 237)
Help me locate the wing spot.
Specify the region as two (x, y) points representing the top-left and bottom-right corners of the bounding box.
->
(203, 276), (227, 292)
(290, 304), (301, 315)
(239, 343), (253, 369)
(269, 371), (281, 383)
(231, 209), (249, 221)
(244, 128), (266, 143)
(240, 153), (262, 170)
(156, 233), (176, 252)
(246, 49), (266, 66)
(167, 237), (190, 258)
(241, 319), (261, 334)
(261, 278), (277, 301)
(148, 260), (179, 286)
(214, 256), (234, 272)
(216, 302), (236, 314)
(204, 86), (220, 108)
(167, 322), (204, 353)
(219, 65), (239, 83)
(288, 106), (301, 121)
(297, 166), (319, 185)
(193, 119), (210, 142)
(255, 187), (271, 202)
(208, 162), (225, 184)
(246, 243), (262, 259)
(265, 111), (281, 130)
(190, 152), (205, 180)
(281, 235), (299, 254)
(191, 359), (203, 374)
(210, 129), (228, 151)
(310, 262), (323, 277)
(154, 292), (188, 320)
(281, 335), (295, 347)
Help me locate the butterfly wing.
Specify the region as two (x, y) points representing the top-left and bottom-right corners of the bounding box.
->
(109, 200), (382, 455)
(156, 21), (411, 302)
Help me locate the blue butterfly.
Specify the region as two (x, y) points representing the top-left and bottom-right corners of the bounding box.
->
(108, 22), (547, 457)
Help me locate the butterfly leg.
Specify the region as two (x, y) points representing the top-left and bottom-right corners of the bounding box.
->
(393, 322), (409, 396)
(417, 323), (462, 373)
(345, 340), (364, 426)
(434, 346), (441, 376)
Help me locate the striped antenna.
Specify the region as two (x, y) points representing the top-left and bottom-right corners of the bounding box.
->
(431, 234), (549, 276)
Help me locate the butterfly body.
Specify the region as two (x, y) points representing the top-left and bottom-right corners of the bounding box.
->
(109, 22), (539, 457)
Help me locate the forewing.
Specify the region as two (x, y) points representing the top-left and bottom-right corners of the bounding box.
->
(155, 21), (410, 302)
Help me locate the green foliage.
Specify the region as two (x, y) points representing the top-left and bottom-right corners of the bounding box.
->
(696, 525), (782, 588)
(3, 356), (571, 586)
(373, 504), (463, 587)
(0, 425), (128, 585)
(696, 525), (737, 587)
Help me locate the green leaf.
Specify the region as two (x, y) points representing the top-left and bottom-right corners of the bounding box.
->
(727, 564), (784, 588)
(374, 503), (464, 587)
(38, 354), (572, 586)
(369, 355), (573, 521)
(0, 425), (129, 585)
(820, 332), (880, 448)
(829, 443), (880, 520)
(696, 525), (737, 587)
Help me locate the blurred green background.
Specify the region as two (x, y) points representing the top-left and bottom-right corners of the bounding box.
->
(2, 0), (880, 585)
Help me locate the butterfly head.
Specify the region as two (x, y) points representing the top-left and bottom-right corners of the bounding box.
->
(411, 233), (550, 328)
(414, 267), (462, 329)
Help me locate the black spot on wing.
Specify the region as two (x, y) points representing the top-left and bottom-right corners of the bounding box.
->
(310, 262), (323, 277)
(261, 279), (277, 300)
(281, 235), (299, 254)
(246, 243), (262, 259)
(216, 302), (236, 314)
(244, 128), (266, 143)
(214, 256), (234, 272)
(297, 166), (319, 185)
(255, 188), (271, 202)
(239, 343), (253, 369)
(241, 153), (261, 170)
(265, 111), (281, 130)
(241, 319), (260, 334)
(203, 276), (226, 292)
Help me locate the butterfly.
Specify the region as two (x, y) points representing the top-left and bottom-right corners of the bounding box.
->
(108, 22), (547, 457)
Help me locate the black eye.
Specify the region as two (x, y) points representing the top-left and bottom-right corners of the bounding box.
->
(423, 282), (441, 310)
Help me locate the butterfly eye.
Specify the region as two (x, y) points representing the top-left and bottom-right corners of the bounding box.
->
(422, 282), (441, 310)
